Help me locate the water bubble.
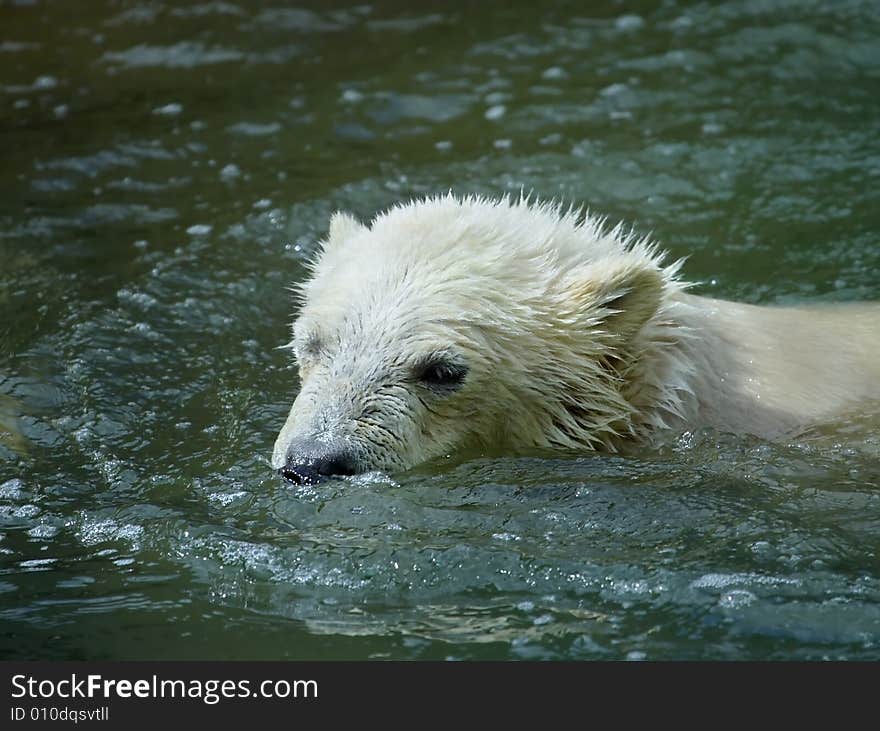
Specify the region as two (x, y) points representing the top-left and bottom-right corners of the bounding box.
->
(485, 105), (506, 120)
(220, 163), (241, 180)
(615, 15), (645, 32)
(34, 75), (58, 90)
(208, 491), (249, 507)
(0, 479), (24, 499)
(719, 590), (757, 609)
(153, 102), (183, 116)
(491, 532), (521, 541)
(27, 525), (59, 540)
(341, 89), (364, 103)
(541, 66), (567, 80)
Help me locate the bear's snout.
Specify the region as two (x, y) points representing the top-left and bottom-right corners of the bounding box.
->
(279, 439), (358, 485)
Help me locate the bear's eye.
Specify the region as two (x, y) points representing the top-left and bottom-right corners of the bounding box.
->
(415, 358), (468, 391)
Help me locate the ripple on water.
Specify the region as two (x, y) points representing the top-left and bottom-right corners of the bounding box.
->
(75, 517), (144, 550)
(102, 43), (244, 69)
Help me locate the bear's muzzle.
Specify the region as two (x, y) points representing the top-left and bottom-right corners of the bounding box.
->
(278, 437), (358, 485)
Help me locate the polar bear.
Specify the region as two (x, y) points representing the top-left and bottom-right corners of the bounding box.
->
(272, 194), (880, 484)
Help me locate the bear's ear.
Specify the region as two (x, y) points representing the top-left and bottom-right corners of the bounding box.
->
(328, 210), (365, 242)
(566, 258), (664, 342)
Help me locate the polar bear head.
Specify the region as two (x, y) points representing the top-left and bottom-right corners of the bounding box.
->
(272, 194), (686, 484)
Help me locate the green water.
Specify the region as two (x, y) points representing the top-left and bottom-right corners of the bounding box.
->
(1, 0), (879, 660)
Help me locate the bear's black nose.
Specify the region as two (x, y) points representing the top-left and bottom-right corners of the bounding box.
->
(280, 453), (356, 485)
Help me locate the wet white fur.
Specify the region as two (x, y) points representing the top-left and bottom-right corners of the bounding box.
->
(272, 194), (880, 472)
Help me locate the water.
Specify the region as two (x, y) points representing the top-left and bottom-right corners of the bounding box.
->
(1, 0), (879, 660)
